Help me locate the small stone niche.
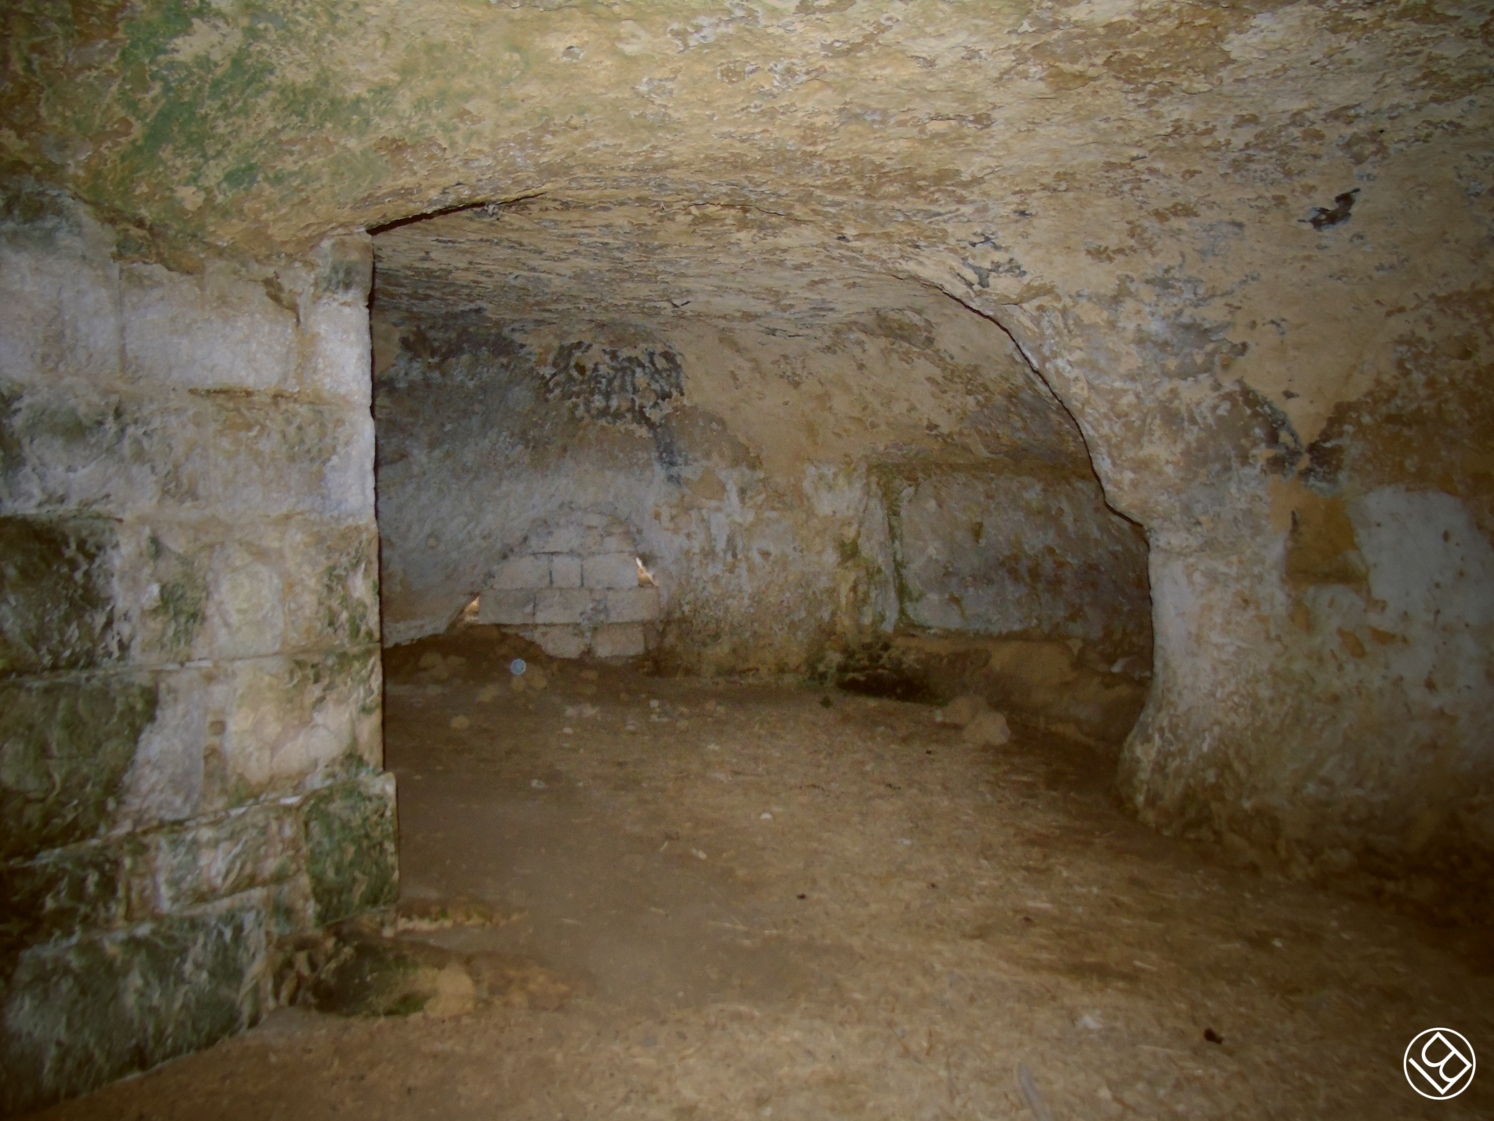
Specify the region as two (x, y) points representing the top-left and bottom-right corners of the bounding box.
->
(476, 513), (660, 658)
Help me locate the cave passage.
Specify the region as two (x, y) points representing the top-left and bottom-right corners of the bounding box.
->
(52, 204), (1477, 1121)
(6, 5), (1493, 1116)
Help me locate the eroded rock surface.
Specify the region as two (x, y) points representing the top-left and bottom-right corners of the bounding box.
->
(2, 0), (1492, 1108)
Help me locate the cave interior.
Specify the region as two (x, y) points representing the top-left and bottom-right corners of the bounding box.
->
(1, 1), (1491, 1116)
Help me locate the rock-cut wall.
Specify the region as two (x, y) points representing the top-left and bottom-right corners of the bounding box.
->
(370, 302), (1155, 741)
(0, 183), (394, 1114)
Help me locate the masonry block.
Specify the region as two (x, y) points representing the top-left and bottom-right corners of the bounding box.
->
(224, 648), (382, 798)
(490, 554), (550, 590)
(583, 552), (639, 590)
(302, 772), (398, 926)
(0, 900), (267, 1116)
(606, 587), (662, 624)
(534, 587), (596, 624)
(0, 515), (122, 678)
(549, 553), (582, 588)
(0, 675), (159, 862)
(0, 191), (121, 388)
(591, 622), (645, 658)
(282, 520), (381, 652)
(121, 261), (297, 394)
(522, 625), (589, 659)
(301, 297), (372, 408)
(477, 589), (535, 625)
(525, 525), (594, 554)
(0, 841), (126, 958)
(200, 543), (286, 661)
(135, 804), (300, 916)
(599, 528), (637, 553)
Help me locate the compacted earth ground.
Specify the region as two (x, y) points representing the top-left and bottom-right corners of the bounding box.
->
(33, 629), (1494, 1120)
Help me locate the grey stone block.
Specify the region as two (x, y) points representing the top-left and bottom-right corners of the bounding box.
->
(583, 552), (639, 590)
(477, 589), (534, 625)
(115, 666), (210, 829)
(137, 804), (300, 916)
(121, 261), (297, 393)
(0, 382), (158, 516)
(0, 674), (159, 862)
(525, 524), (595, 554)
(490, 554), (550, 590)
(591, 623), (645, 658)
(222, 648), (382, 800)
(522, 625), (588, 659)
(0, 386), (373, 522)
(302, 772), (398, 926)
(549, 553), (582, 588)
(534, 587), (596, 625)
(605, 587), (661, 623)
(0, 898), (267, 1116)
(0, 213), (121, 388)
(200, 545), (286, 661)
(280, 520), (381, 653)
(301, 297), (371, 407)
(599, 529), (637, 553)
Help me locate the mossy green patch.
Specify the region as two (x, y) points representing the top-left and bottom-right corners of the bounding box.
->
(0, 674), (158, 861)
(145, 533), (207, 656)
(320, 538), (378, 648)
(0, 901), (263, 1116)
(0, 842), (126, 957)
(303, 775), (397, 926)
(0, 515), (121, 679)
(301, 934), (427, 1017)
(289, 645), (381, 719)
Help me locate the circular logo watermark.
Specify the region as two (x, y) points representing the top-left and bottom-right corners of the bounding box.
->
(1404, 1028), (1476, 1100)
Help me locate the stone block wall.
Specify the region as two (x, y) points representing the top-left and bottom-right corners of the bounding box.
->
(0, 183), (394, 1114)
(478, 513), (660, 658)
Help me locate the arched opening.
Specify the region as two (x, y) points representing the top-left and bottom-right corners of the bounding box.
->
(355, 196), (1164, 1031)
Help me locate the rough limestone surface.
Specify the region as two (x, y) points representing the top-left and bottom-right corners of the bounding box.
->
(371, 306), (1146, 679)
(1, 0), (1491, 1100)
(0, 185), (395, 1115)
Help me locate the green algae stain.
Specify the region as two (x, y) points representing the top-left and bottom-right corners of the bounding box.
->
(303, 776), (397, 926)
(0, 675), (159, 862)
(321, 542), (378, 648)
(0, 842), (126, 957)
(0, 516), (121, 679)
(0, 902), (263, 1115)
(218, 161), (259, 193)
(146, 533), (207, 657)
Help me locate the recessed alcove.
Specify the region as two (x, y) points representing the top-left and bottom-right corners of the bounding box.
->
(367, 199), (1154, 740)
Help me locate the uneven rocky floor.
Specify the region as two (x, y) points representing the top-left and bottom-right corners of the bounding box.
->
(34, 629), (1493, 1120)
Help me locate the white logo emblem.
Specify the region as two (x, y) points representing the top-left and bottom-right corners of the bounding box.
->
(1404, 1028), (1476, 1100)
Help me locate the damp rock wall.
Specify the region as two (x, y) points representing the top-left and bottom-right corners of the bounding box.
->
(374, 316), (904, 671)
(882, 466), (1151, 659)
(0, 185), (394, 1114)
(372, 301), (1151, 687)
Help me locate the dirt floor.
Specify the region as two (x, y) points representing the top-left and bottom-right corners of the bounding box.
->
(33, 628), (1494, 1120)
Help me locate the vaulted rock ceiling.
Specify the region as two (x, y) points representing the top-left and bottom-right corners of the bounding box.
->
(8, 1), (1487, 461)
